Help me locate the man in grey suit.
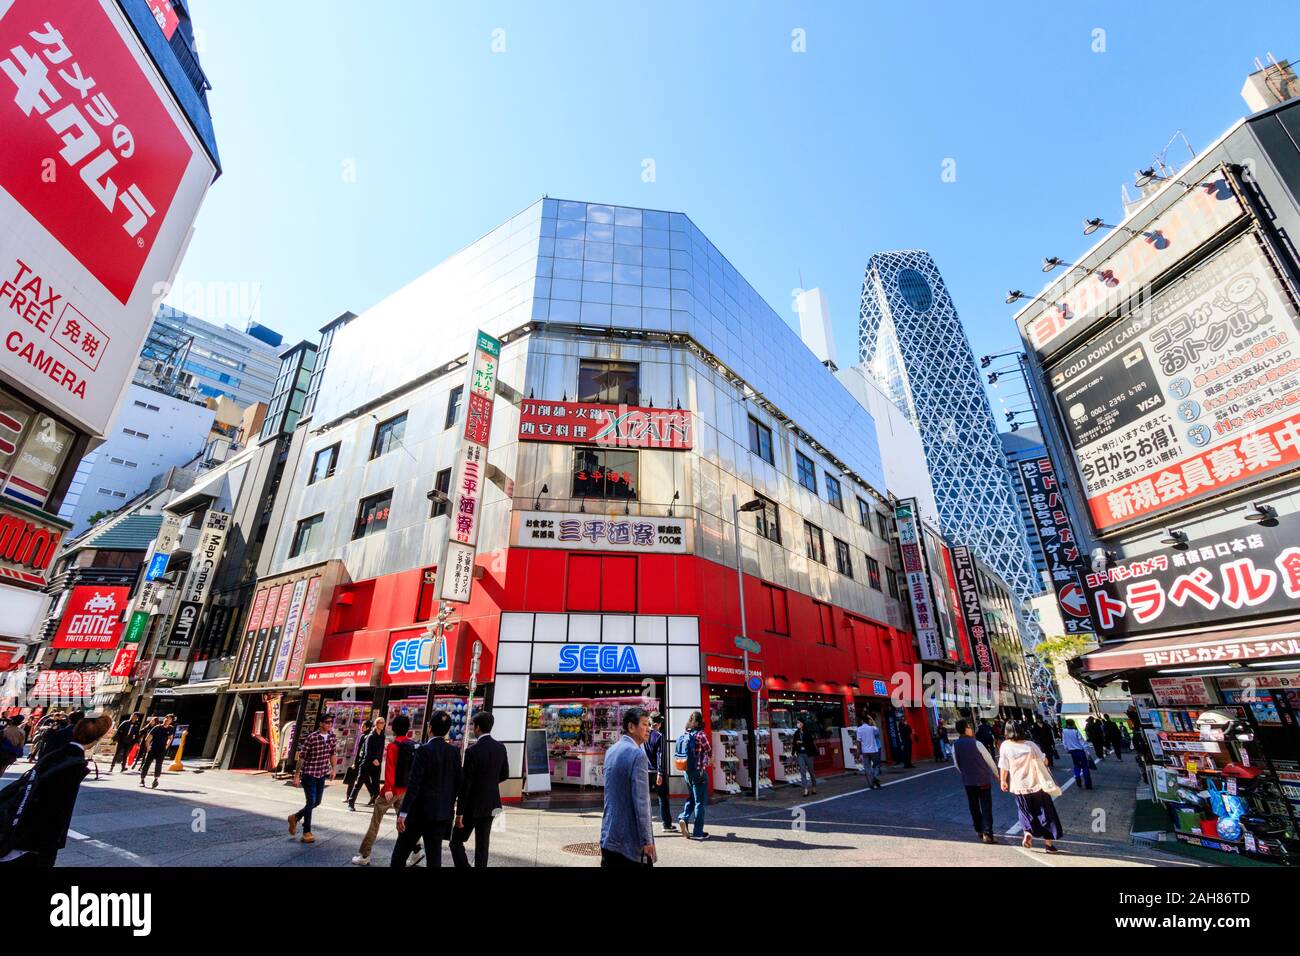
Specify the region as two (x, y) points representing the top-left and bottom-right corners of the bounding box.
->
(600, 707), (656, 867)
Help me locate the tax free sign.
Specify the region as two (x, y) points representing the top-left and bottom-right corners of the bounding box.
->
(0, 0), (217, 437)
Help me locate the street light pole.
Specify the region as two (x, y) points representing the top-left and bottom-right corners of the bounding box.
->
(420, 601), (452, 741)
(732, 493), (760, 800)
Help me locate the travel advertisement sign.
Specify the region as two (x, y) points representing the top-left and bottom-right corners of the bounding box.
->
(1048, 231), (1300, 533)
(1080, 509), (1300, 637)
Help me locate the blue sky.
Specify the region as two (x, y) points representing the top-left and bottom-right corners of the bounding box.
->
(177, 1), (1299, 419)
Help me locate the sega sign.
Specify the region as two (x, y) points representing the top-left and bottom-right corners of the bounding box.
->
(557, 644), (641, 675)
(383, 633), (448, 685)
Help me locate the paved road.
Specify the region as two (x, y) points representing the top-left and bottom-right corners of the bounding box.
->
(2, 749), (1204, 867)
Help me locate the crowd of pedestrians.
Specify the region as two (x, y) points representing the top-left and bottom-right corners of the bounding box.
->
(0, 702), (1139, 868)
(275, 707), (510, 867)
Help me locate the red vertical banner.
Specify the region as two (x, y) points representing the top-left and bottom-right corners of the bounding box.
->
(146, 1), (180, 39)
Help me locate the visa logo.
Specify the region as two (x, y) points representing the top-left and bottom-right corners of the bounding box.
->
(557, 644), (641, 674)
(387, 636), (447, 675)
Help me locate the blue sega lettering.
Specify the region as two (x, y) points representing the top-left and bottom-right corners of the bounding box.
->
(387, 636), (447, 675)
(557, 644), (641, 674)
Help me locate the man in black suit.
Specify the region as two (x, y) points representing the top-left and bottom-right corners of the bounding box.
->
(450, 711), (509, 868)
(392, 710), (461, 868)
(347, 716), (385, 810)
(0, 715), (111, 867)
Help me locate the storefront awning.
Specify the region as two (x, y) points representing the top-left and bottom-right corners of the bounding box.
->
(169, 678), (230, 696)
(1079, 618), (1300, 675)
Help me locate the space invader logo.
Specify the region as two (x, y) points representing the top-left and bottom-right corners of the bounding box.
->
(0, 0), (193, 305)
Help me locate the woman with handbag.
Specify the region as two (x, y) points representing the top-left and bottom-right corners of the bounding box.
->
(997, 720), (1063, 853)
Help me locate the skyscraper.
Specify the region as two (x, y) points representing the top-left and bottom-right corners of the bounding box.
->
(858, 250), (1056, 711)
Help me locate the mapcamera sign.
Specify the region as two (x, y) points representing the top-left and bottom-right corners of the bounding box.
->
(0, 0), (217, 437)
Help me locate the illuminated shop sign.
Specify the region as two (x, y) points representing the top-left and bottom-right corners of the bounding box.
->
(385, 632), (448, 682)
(0, 499), (66, 586)
(557, 643), (642, 674)
(1081, 509), (1300, 637)
(51, 585), (128, 649)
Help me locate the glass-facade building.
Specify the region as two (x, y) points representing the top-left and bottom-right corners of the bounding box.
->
(222, 198), (947, 785)
(149, 306), (282, 407)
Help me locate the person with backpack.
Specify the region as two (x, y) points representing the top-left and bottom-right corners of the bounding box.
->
(392, 710), (461, 867)
(0, 716), (26, 777)
(109, 713), (141, 774)
(0, 714), (112, 868)
(674, 710), (712, 841)
(351, 713), (414, 865)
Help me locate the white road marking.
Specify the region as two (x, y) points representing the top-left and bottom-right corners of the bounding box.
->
(65, 827), (150, 866)
(751, 764), (957, 819)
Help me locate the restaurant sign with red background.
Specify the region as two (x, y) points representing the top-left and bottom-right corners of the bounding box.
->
(518, 400), (693, 450)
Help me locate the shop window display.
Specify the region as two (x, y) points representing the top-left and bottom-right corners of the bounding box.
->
(386, 693), (484, 745)
(526, 691), (658, 788)
(1139, 678), (1300, 863)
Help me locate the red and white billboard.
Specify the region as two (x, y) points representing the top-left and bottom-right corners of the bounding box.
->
(301, 659), (375, 690)
(31, 668), (100, 701)
(518, 399), (693, 449)
(109, 642), (138, 678)
(145, 0), (179, 40)
(0, 0), (216, 437)
(51, 584), (128, 649)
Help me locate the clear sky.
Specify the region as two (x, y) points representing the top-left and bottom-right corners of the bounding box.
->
(174, 0), (1300, 422)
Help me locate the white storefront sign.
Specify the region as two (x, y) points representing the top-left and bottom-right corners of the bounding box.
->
(513, 511), (691, 553)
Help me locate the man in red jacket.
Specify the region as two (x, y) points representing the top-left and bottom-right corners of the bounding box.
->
(351, 713), (416, 866)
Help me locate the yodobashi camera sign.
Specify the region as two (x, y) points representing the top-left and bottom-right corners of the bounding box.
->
(0, 0), (217, 438)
